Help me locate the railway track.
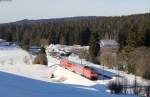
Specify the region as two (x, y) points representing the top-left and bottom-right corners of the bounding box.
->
(97, 72), (112, 79)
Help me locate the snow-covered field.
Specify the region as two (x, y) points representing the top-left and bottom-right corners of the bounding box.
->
(0, 45), (138, 97)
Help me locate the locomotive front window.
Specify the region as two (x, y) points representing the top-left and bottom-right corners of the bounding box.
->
(91, 71), (95, 74)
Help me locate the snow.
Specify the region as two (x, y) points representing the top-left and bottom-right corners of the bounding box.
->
(0, 71), (137, 97)
(100, 39), (119, 48)
(0, 39), (6, 42)
(0, 47), (32, 65)
(0, 45), (138, 97)
(48, 44), (88, 54)
(0, 71), (100, 97)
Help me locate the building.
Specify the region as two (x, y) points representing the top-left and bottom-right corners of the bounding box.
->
(0, 39), (6, 43)
(100, 39), (119, 68)
(0, 39), (16, 47)
(0, 39), (9, 46)
(100, 39), (119, 53)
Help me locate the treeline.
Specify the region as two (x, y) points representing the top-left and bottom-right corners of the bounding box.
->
(0, 13), (150, 49)
(0, 13), (150, 77)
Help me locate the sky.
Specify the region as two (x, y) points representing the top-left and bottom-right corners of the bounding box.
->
(0, 0), (150, 23)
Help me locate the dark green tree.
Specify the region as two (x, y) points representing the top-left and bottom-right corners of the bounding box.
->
(89, 32), (100, 63)
(144, 29), (150, 47)
(80, 27), (91, 46)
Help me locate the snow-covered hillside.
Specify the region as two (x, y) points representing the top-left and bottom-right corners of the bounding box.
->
(0, 45), (138, 97)
(0, 48), (31, 65)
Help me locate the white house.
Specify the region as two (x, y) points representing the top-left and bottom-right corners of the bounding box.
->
(100, 39), (119, 53)
(0, 39), (10, 46)
(0, 39), (6, 43)
(100, 39), (119, 68)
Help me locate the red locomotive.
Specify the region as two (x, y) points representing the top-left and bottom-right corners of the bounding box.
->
(60, 59), (98, 80)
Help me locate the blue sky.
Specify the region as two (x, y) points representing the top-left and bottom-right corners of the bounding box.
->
(0, 0), (150, 23)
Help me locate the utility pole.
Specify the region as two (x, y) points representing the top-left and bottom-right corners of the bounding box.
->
(134, 65), (137, 95)
(103, 61), (104, 81)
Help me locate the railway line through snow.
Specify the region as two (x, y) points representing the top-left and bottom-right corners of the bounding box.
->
(47, 56), (96, 85)
(47, 44), (115, 78)
(47, 55), (112, 86)
(47, 55), (113, 80)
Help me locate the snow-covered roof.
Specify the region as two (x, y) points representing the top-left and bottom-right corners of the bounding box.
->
(100, 39), (119, 48)
(0, 39), (6, 43)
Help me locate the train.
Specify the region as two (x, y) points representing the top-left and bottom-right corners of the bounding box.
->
(60, 59), (98, 80)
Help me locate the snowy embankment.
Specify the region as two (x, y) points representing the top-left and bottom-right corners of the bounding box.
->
(0, 46), (137, 97)
(0, 47), (32, 65)
(0, 47), (93, 86)
(0, 71), (137, 97)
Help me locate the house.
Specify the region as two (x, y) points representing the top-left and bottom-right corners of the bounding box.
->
(0, 39), (6, 43)
(0, 39), (9, 46)
(100, 39), (119, 53)
(0, 39), (16, 47)
(100, 39), (119, 68)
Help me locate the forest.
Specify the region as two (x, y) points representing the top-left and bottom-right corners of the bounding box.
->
(0, 13), (150, 76)
(0, 13), (149, 48)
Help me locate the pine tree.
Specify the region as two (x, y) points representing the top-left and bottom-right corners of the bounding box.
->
(80, 27), (91, 46)
(144, 29), (150, 47)
(89, 32), (100, 63)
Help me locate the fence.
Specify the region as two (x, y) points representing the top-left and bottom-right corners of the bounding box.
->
(121, 85), (150, 97)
